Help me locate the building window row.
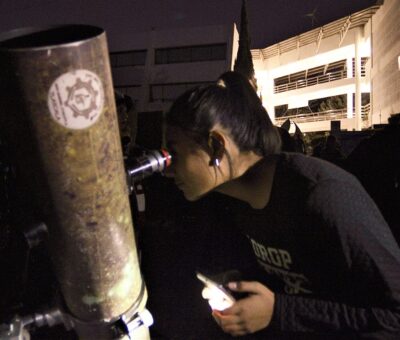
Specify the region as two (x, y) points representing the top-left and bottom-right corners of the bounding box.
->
(114, 82), (217, 103)
(110, 43), (227, 67)
(110, 50), (147, 67)
(150, 81), (214, 102)
(155, 43), (227, 64)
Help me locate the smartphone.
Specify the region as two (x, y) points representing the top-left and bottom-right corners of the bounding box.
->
(196, 271), (236, 311)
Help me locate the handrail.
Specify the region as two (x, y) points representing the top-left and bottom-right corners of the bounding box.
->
(275, 109), (347, 124)
(274, 70), (347, 94)
(275, 104), (371, 125)
(361, 103), (370, 120)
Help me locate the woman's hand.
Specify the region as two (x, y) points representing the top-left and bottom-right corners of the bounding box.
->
(212, 281), (275, 337)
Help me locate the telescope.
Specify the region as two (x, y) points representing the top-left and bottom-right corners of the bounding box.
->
(0, 25), (169, 339)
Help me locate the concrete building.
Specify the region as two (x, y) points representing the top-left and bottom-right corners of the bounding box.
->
(370, 0), (400, 124)
(109, 0), (399, 140)
(252, 0), (399, 133)
(110, 24), (238, 148)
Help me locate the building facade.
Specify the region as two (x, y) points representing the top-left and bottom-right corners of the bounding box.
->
(109, 0), (399, 139)
(110, 24), (238, 148)
(252, 1), (399, 133)
(370, 0), (400, 123)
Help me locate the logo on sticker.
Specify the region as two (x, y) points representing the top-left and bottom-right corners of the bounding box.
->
(48, 69), (104, 129)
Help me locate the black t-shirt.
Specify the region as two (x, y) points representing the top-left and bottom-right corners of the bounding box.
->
(230, 153), (400, 338)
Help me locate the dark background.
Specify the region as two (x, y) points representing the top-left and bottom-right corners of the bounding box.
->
(0, 0), (378, 49)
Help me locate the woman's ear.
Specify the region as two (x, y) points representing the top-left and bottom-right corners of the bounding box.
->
(208, 131), (225, 166)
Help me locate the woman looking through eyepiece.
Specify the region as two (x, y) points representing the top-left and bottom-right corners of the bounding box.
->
(164, 71), (400, 338)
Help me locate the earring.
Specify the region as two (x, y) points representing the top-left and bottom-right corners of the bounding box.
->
(210, 158), (220, 167)
(208, 134), (223, 167)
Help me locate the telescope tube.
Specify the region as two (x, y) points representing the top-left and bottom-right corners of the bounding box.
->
(0, 26), (149, 337)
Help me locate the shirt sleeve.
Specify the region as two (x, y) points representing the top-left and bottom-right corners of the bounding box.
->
(268, 178), (400, 334)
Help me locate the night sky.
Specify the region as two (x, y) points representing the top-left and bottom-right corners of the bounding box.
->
(0, 0), (378, 48)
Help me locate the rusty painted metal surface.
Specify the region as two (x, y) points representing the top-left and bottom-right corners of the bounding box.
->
(0, 26), (145, 323)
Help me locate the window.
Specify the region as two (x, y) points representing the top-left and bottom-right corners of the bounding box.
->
(155, 43), (226, 64)
(168, 47), (191, 63)
(110, 50), (147, 67)
(191, 45), (211, 61)
(150, 82), (214, 102)
(362, 93), (370, 106)
(309, 94), (347, 112)
(289, 71), (306, 83)
(210, 44), (226, 60)
(326, 59), (346, 74)
(274, 60), (347, 93)
(350, 93), (371, 112)
(274, 105), (288, 118)
(285, 106), (313, 116)
(274, 76), (289, 87)
(307, 66), (325, 80)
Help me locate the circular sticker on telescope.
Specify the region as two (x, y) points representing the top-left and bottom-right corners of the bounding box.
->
(47, 69), (104, 129)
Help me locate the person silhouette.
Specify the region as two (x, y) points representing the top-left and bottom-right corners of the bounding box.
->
(345, 113), (400, 245)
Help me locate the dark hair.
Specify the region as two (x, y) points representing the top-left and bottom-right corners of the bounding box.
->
(166, 71), (281, 156)
(277, 127), (295, 152)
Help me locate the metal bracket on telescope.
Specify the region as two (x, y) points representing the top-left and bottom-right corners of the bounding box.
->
(0, 318), (27, 340)
(110, 278), (153, 339)
(112, 309), (153, 339)
(0, 307), (69, 340)
(126, 149), (171, 193)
